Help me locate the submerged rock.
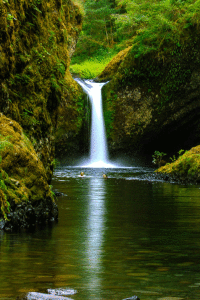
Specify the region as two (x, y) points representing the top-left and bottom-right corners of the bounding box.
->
(17, 288), (77, 300)
(26, 292), (72, 300)
(123, 296), (140, 300)
(47, 288), (77, 296)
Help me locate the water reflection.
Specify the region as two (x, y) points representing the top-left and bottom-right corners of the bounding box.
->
(1, 168), (200, 300)
(85, 177), (106, 294)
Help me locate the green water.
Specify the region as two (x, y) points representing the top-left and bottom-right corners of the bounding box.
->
(1, 166), (200, 300)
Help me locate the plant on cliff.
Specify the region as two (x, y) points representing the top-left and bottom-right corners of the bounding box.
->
(152, 151), (166, 167)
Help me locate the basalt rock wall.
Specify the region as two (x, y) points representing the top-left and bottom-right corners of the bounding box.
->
(0, 0), (84, 181)
(0, 0), (84, 228)
(102, 28), (200, 157)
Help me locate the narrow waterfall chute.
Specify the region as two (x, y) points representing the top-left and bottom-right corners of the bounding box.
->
(75, 78), (115, 168)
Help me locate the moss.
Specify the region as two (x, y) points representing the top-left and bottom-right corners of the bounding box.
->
(156, 146), (200, 183)
(102, 25), (200, 154)
(0, 0), (83, 181)
(0, 114), (56, 224)
(54, 69), (88, 157)
(97, 46), (132, 82)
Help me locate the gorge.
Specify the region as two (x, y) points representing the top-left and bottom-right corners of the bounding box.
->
(1, 0), (200, 299)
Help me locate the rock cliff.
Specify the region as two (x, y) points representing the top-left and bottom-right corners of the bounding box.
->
(0, 0), (84, 229)
(0, 0), (84, 180)
(101, 28), (200, 156)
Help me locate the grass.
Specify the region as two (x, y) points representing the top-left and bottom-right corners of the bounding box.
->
(70, 54), (117, 79)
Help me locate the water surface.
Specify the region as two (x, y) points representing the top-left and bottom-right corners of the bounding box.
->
(1, 166), (200, 300)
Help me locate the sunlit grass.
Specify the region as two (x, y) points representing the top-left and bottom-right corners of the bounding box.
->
(70, 54), (117, 79)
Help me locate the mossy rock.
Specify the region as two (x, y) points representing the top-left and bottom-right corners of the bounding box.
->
(55, 70), (88, 157)
(96, 46), (132, 82)
(0, 0), (83, 180)
(0, 114), (58, 230)
(156, 145), (200, 183)
(102, 26), (200, 155)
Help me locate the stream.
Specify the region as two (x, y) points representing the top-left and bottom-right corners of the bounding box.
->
(1, 165), (200, 300)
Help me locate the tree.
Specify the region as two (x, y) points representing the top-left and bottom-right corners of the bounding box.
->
(73, 0), (117, 60)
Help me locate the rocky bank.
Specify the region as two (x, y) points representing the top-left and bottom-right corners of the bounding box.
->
(156, 145), (200, 184)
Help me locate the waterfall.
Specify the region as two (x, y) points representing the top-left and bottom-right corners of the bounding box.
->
(75, 79), (114, 168)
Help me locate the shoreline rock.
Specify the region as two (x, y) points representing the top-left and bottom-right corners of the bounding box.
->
(155, 145), (200, 185)
(0, 115), (58, 231)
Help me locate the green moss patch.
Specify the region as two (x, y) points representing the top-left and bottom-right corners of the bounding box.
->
(97, 46), (132, 82)
(0, 0), (83, 180)
(0, 114), (57, 229)
(156, 146), (200, 183)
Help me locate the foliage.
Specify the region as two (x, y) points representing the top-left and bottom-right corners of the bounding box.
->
(0, 175), (10, 221)
(152, 150), (166, 166)
(170, 149), (186, 162)
(72, 0), (200, 81)
(114, 0), (200, 57)
(72, 0), (117, 62)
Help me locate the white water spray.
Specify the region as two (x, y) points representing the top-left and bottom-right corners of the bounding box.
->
(75, 79), (115, 168)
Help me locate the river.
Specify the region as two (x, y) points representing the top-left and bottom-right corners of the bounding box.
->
(1, 165), (200, 300)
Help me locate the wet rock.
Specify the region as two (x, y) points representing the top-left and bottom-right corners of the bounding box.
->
(53, 190), (65, 197)
(0, 220), (5, 230)
(26, 292), (72, 300)
(17, 288), (77, 300)
(123, 297), (140, 300)
(47, 288), (77, 296)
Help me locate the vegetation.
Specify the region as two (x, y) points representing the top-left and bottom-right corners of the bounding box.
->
(156, 146), (200, 183)
(152, 151), (167, 167)
(70, 52), (117, 78)
(0, 0), (85, 180)
(0, 114), (56, 224)
(0, 0), (84, 227)
(0, 135), (12, 220)
(72, 0), (117, 60)
(72, 0), (200, 78)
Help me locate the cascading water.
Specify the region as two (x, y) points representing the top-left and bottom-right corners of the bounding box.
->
(75, 78), (115, 168)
